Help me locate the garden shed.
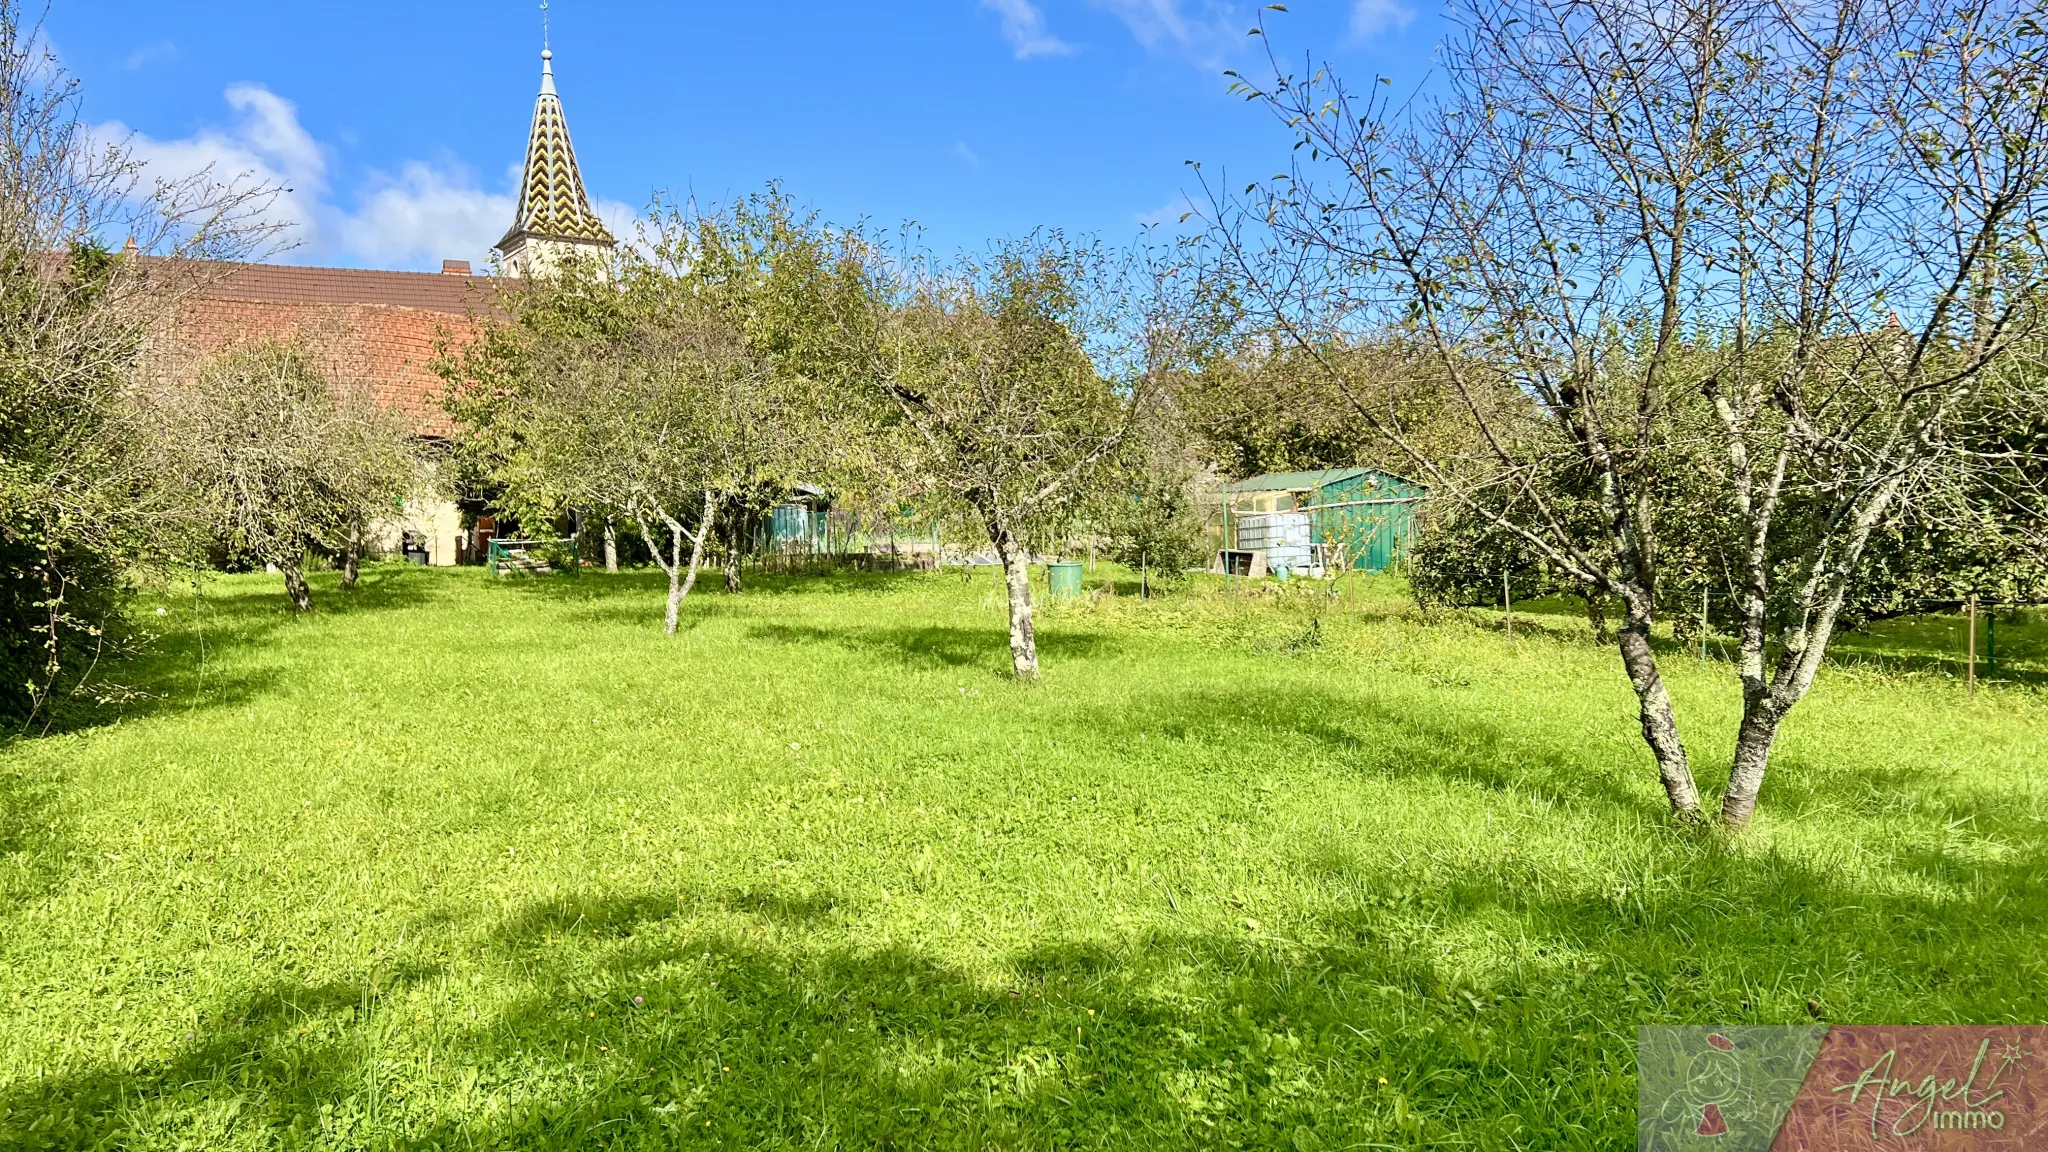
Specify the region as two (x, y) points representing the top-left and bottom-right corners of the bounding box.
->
(1223, 468), (1426, 573)
(753, 485), (831, 553)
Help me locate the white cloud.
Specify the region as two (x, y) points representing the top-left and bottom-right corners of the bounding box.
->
(106, 84), (330, 254)
(595, 198), (644, 254)
(100, 83), (633, 272)
(1135, 191), (1201, 228)
(334, 163), (512, 266)
(220, 85), (326, 191)
(1088, 0), (1247, 68)
(1091, 0), (1191, 48)
(980, 0), (1286, 72)
(982, 0), (1077, 59)
(123, 40), (177, 70)
(1348, 0), (1414, 40)
(951, 141), (982, 168)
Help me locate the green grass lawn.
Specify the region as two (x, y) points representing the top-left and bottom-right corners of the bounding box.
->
(1, 564), (2043, 1150)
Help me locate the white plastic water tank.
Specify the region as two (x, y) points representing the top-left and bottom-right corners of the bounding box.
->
(1235, 512), (1314, 570)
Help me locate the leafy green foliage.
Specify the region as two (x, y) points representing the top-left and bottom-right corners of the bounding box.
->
(443, 189), (868, 624)
(1174, 337), (1518, 481)
(0, 243), (143, 727)
(0, 0), (281, 726)
(1407, 499), (1577, 609)
(864, 237), (1137, 550)
(1094, 466), (1210, 589)
(140, 341), (420, 612)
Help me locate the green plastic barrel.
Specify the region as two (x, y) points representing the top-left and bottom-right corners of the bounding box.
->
(1046, 561), (1085, 601)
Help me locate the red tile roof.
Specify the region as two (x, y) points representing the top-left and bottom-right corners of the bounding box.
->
(188, 259), (517, 314)
(161, 260), (518, 438)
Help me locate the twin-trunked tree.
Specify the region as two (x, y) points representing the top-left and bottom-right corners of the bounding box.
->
(1215, 0), (2048, 828)
(447, 192), (857, 634)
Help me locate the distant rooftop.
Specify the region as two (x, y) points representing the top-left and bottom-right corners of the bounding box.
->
(1225, 467), (1425, 493)
(185, 260), (514, 314)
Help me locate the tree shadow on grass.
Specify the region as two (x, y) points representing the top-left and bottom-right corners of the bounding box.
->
(0, 886), (1611, 1150)
(748, 622), (1117, 674)
(7, 580), (2044, 1147)
(0, 571), (453, 905)
(0, 759), (73, 916)
(1092, 677), (2034, 843)
(12, 827), (2047, 1152)
(732, 569), (968, 599)
(495, 884), (852, 944)
(175, 562), (455, 621)
(493, 566), (946, 608)
(466, 569), (742, 634)
(492, 568), (893, 636)
(1089, 684), (1663, 819)
(63, 569), (445, 738)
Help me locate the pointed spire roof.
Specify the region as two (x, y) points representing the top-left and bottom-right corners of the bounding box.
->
(497, 49), (614, 253)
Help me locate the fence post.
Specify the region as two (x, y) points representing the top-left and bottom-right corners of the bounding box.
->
(1700, 588), (1709, 664)
(1967, 594), (1978, 696)
(1503, 572), (1512, 640)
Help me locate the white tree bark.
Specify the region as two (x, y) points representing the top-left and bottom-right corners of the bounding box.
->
(993, 525), (1039, 679)
(637, 491), (718, 636)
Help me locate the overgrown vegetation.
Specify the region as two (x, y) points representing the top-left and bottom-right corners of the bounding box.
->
(842, 234), (1189, 677)
(0, 1), (275, 728)
(443, 192), (863, 632)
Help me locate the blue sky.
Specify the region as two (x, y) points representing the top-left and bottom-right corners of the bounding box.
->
(49, 1), (1446, 273)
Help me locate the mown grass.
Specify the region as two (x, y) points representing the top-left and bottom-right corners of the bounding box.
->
(1, 564), (2042, 1150)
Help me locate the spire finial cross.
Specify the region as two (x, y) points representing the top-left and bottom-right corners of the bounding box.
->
(541, 0), (550, 51)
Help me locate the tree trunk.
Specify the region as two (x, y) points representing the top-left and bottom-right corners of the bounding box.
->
(281, 559), (313, 613)
(994, 528), (1039, 679)
(665, 495), (717, 635)
(1720, 589), (1853, 830)
(1718, 491), (1890, 829)
(679, 496), (714, 611)
(1615, 599), (1702, 819)
(603, 519), (618, 574)
(661, 532), (685, 636)
(724, 537), (742, 594)
(639, 492), (718, 636)
(1582, 591), (1611, 645)
(1720, 697), (1784, 832)
(340, 524), (361, 590)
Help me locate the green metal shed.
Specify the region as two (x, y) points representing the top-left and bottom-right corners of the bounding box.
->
(752, 485), (832, 554)
(1223, 468), (1427, 573)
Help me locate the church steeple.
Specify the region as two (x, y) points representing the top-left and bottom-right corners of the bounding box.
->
(494, 48), (615, 278)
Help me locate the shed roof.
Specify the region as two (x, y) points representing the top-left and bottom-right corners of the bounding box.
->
(1226, 467), (1424, 493)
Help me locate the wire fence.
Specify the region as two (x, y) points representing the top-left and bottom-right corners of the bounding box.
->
(1474, 576), (2041, 692)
